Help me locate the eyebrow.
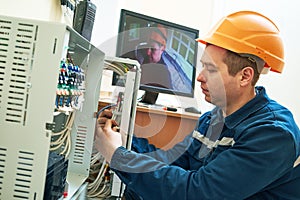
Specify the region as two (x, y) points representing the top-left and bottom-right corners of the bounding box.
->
(200, 60), (218, 69)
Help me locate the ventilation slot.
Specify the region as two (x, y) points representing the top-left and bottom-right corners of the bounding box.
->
(13, 150), (34, 199)
(0, 19), (12, 110)
(5, 22), (36, 125)
(0, 147), (7, 197)
(73, 126), (87, 164)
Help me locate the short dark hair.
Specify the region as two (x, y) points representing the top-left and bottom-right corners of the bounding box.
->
(223, 50), (260, 86)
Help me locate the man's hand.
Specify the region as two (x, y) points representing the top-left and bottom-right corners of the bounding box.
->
(94, 111), (122, 163)
(96, 109), (113, 128)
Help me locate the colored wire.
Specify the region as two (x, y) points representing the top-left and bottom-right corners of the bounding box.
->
(50, 109), (75, 158)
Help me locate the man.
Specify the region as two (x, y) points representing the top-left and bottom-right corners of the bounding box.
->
(136, 24), (194, 93)
(95, 11), (300, 199)
(136, 24), (168, 65)
(136, 24), (173, 91)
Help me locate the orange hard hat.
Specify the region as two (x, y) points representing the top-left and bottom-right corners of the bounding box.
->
(197, 11), (284, 73)
(149, 24), (167, 47)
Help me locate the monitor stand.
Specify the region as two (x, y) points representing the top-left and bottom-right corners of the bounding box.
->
(140, 90), (159, 105)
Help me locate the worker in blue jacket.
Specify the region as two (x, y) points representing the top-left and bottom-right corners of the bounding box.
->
(94, 10), (300, 200)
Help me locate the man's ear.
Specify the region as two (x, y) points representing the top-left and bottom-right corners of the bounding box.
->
(240, 66), (254, 86)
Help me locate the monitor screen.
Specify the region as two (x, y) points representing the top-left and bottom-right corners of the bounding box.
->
(113, 9), (199, 104)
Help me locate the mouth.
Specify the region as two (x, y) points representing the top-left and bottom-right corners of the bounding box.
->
(201, 87), (209, 95)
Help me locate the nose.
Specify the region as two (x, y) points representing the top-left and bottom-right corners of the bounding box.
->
(147, 48), (152, 56)
(197, 69), (206, 83)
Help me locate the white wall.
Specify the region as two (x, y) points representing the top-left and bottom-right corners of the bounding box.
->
(90, 0), (121, 56)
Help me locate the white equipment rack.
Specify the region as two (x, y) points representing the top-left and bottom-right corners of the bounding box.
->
(0, 14), (141, 200)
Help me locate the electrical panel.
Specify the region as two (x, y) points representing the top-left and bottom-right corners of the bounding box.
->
(0, 14), (141, 200)
(86, 57), (141, 199)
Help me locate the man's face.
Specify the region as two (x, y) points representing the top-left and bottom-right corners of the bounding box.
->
(146, 41), (164, 63)
(197, 45), (240, 108)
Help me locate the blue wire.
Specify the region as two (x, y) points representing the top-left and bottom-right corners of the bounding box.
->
(96, 103), (117, 118)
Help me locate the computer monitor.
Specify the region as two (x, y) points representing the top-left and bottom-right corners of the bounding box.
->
(113, 9), (199, 104)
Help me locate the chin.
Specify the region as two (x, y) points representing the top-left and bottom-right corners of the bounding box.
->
(204, 96), (212, 104)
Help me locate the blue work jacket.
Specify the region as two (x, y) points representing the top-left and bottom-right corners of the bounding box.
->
(110, 86), (300, 200)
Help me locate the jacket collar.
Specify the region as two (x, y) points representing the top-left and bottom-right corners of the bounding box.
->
(212, 86), (270, 129)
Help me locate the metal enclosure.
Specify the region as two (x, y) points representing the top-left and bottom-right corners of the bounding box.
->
(0, 15), (104, 199)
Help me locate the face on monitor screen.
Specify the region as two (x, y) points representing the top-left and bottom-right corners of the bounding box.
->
(115, 9), (199, 99)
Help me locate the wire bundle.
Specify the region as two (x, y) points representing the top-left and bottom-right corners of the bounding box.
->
(87, 152), (111, 198)
(104, 60), (130, 76)
(86, 103), (118, 198)
(85, 59), (137, 198)
(50, 110), (75, 158)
